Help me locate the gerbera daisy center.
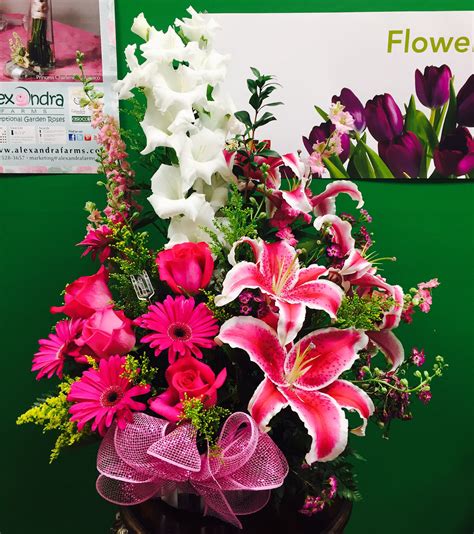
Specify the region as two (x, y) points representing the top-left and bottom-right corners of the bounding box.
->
(100, 385), (124, 407)
(168, 322), (192, 341)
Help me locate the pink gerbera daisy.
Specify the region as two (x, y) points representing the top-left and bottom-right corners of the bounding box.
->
(68, 355), (150, 436)
(32, 319), (84, 380)
(135, 295), (219, 363)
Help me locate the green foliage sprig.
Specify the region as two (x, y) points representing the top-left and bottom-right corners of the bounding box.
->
(336, 294), (395, 331)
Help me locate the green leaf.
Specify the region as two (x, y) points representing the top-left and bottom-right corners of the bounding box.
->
(323, 157), (350, 179)
(358, 140), (394, 178)
(247, 79), (257, 93)
(254, 111), (277, 128)
(405, 96), (437, 154)
(314, 105), (329, 122)
(249, 92), (261, 111)
(441, 78), (457, 138)
(234, 110), (252, 128)
(206, 85), (214, 102)
(263, 101), (284, 107)
(258, 149), (280, 158)
(250, 67), (261, 78)
(350, 142), (376, 178)
(329, 154), (350, 177)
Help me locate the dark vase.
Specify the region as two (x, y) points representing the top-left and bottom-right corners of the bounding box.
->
(112, 496), (352, 534)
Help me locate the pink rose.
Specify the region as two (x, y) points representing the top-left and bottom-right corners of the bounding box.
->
(77, 308), (136, 358)
(149, 356), (227, 422)
(51, 265), (113, 319)
(157, 242), (214, 295)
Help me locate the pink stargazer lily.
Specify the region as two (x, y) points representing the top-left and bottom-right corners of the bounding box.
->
(215, 238), (344, 345)
(218, 317), (373, 464)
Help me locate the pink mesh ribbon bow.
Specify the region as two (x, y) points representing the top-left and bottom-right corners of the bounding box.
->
(96, 412), (289, 528)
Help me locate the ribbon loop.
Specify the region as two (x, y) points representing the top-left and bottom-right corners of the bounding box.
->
(96, 412), (288, 529)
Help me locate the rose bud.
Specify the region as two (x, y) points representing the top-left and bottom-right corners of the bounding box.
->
(157, 242), (214, 295)
(378, 131), (424, 178)
(433, 126), (474, 177)
(148, 356), (227, 422)
(332, 88), (366, 132)
(365, 94), (404, 142)
(302, 121), (350, 162)
(415, 65), (452, 109)
(77, 308), (136, 358)
(50, 265), (113, 319)
(456, 74), (474, 127)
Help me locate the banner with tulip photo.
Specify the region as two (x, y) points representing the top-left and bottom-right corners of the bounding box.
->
(213, 10), (473, 180)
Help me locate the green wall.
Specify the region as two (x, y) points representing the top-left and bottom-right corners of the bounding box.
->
(1, 1), (473, 532)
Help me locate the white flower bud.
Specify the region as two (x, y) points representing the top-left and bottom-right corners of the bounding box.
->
(131, 13), (151, 41)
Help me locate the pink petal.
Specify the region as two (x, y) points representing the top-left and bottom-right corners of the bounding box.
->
(311, 180), (364, 217)
(321, 379), (374, 436)
(275, 300), (306, 346)
(260, 241), (300, 295)
(214, 262), (263, 307)
(367, 330), (404, 370)
(217, 317), (286, 386)
(286, 279), (343, 319)
(228, 237), (262, 266)
(314, 214), (355, 257)
(248, 377), (288, 431)
(296, 265), (328, 286)
(281, 153), (305, 178)
(284, 328), (368, 390)
(283, 387), (348, 463)
(281, 187), (312, 215)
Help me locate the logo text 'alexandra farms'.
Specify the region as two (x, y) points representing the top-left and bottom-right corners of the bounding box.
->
(388, 29), (473, 53)
(0, 86), (64, 107)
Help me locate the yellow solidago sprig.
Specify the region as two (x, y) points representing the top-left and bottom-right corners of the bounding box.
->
(179, 396), (230, 448)
(16, 377), (92, 463)
(121, 353), (158, 390)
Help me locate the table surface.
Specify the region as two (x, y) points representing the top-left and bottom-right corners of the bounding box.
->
(0, 13), (103, 82)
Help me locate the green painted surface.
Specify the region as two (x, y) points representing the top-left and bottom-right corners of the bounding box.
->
(1, 1), (473, 532)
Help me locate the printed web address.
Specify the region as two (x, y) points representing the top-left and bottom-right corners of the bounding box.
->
(0, 147), (98, 156)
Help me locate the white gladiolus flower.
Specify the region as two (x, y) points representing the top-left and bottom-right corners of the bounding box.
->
(140, 92), (193, 156)
(118, 7), (238, 245)
(140, 26), (189, 63)
(151, 64), (207, 114)
(194, 175), (231, 210)
(131, 13), (151, 41)
(149, 165), (206, 220)
(175, 6), (220, 47)
(166, 201), (217, 247)
(179, 128), (230, 186)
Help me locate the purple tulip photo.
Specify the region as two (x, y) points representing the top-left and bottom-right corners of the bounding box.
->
(379, 131), (424, 178)
(415, 65), (452, 109)
(433, 127), (474, 177)
(456, 75), (474, 127)
(332, 88), (366, 132)
(365, 94), (404, 142)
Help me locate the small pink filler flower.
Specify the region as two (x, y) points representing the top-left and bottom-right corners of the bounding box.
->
(68, 355), (150, 436)
(135, 295), (219, 363)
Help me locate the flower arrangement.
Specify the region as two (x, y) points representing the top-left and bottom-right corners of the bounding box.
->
(18, 7), (449, 529)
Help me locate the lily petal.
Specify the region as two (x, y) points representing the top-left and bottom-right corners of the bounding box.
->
(275, 300), (306, 346)
(283, 387), (348, 463)
(217, 317), (286, 386)
(286, 279), (343, 319)
(367, 330), (405, 370)
(214, 262), (263, 306)
(248, 377), (289, 431)
(311, 180), (364, 217)
(284, 328), (368, 391)
(314, 214), (355, 257)
(321, 379), (374, 436)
